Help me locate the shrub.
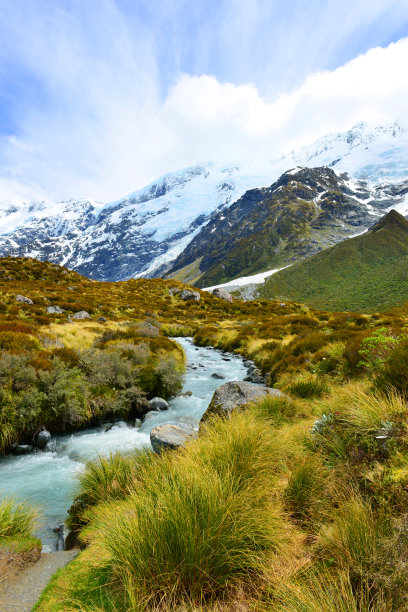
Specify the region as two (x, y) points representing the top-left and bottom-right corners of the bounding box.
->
(153, 356), (184, 398)
(0, 331), (40, 353)
(290, 333), (328, 356)
(374, 338), (408, 396)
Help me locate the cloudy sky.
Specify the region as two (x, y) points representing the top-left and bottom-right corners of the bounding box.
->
(0, 0), (408, 203)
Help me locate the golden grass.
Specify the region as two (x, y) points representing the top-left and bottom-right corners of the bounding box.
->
(39, 321), (124, 350)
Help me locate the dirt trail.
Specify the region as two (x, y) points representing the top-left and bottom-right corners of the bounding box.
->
(0, 550), (78, 612)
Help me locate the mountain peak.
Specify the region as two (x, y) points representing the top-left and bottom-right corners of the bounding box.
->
(370, 209), (408, 233)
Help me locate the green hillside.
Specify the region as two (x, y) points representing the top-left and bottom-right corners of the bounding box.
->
(258, 210), (408, 312)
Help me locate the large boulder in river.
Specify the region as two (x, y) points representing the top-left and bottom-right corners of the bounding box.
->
(150, 423), (198, 453)
(212, 287), (233, 302)
(148, 397), (169, 411)
(201, 381), (285, 423)
(35, 429), (51, 449)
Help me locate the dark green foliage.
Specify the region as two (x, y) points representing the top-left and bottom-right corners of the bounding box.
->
(259, 210), (408, 312)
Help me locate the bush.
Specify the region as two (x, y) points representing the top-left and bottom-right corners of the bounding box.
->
(374, 338), (408, 396)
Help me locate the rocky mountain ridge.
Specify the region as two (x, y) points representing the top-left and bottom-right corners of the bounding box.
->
(165, 166), (408, 287)
(0, 122), (407, 281)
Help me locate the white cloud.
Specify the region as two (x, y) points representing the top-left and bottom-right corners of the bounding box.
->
(0, 0), (408, 204)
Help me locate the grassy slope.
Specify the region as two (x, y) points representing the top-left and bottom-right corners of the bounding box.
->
(259, 210), (408, 312)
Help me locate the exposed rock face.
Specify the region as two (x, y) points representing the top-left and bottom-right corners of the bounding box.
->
(1, 123), (407, 284)
(150, 423), (198, 453)
(212, 287), (233, 302)
(201, 381), (285, 422)
(148, 397), (169, 411)
(15, 295), (33, 305)
(166, 166), (408, 289)
(72, 310), (91, 320)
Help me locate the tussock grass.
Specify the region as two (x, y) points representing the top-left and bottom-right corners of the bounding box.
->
(284, 455), (332, 529)
(318, 494), (391, 581)
(73, 411), (289, 609)
(0, 498), (38, 540)
(270, 570), (380, 612)
(71, 450), (157, 516)
(249, 394), (308, 426)
(41, 321), (123, 350)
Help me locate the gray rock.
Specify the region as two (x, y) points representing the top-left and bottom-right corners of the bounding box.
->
(72, 310), (91, 320)
(149, 397), (169, 411)
(134, 418), (142, 428)
(98, 316), (107, 322)
(243, 360), (253, 367)
(181, 390), (193, 397)
(150, 423), (198, 453)
(212, 287), (233, 302)
(11, 443), (33, 455)
(201, 381), (285, 423)
(47, 305), (64, 314)
(36, 430), (51, 449)
(179, 289), (200, 302)
(211, 373), (226, 379)
(15, 294), (33, 305)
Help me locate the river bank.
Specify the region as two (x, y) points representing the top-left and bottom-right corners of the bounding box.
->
(0, 338), (247, 548)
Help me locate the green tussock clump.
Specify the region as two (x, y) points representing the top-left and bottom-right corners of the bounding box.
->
(0, 498), (40, 553)
(96, 412), (287, 609)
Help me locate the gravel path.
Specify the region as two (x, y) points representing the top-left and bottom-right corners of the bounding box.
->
(0, 550), (78, 612)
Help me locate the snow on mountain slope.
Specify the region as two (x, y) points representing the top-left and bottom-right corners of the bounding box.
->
(288, 122), (408, 185)
(0, 122), (408, 282)
(0, 163), (276, 281)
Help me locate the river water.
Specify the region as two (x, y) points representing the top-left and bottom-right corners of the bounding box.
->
(0, 338), (247, 547)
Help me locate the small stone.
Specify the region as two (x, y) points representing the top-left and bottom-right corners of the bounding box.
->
(47, 305), (64, 314)
(97, 316), (107, 322)
(179, 289), (200, 302)
(211, 373), (225, 379)
(212, 287), (233, 302)
(15, 294), (33, 305)
(72, 310), (91, 320)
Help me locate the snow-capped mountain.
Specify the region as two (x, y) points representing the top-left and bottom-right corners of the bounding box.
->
(0, 121), (407, 281)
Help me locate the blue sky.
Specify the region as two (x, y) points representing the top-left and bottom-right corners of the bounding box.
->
(0, 0), (408, 202)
